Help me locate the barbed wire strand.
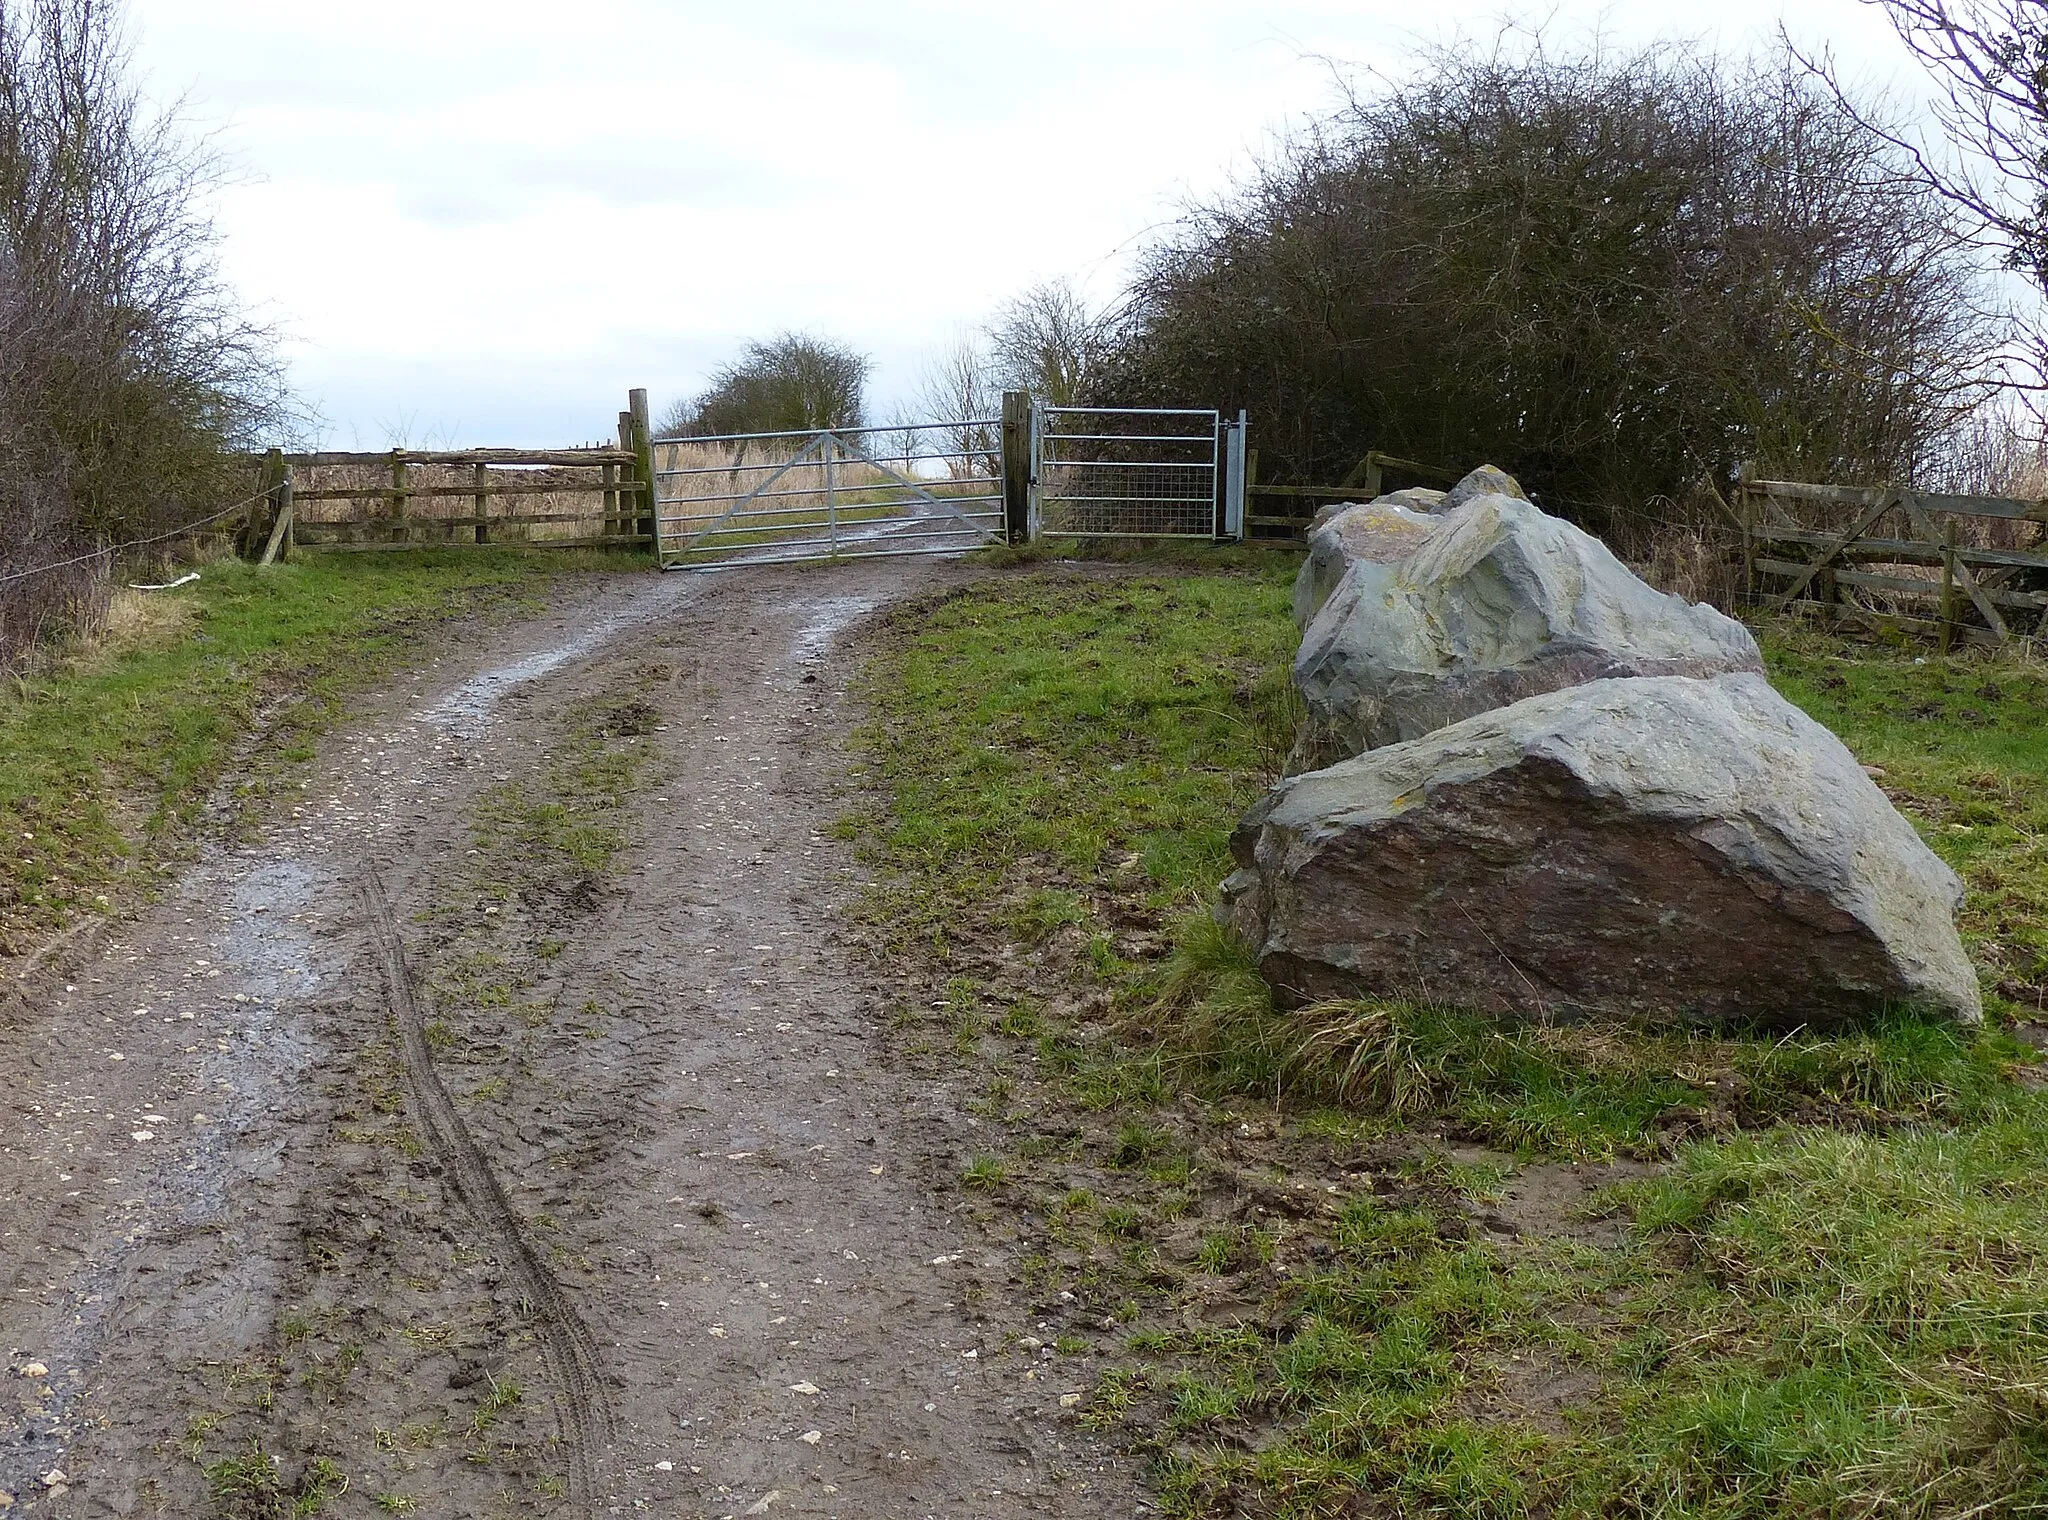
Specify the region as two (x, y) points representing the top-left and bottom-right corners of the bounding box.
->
(0, 488), (274, 590)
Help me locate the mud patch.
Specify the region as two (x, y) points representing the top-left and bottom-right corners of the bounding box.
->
(1486, 1157), (1650, 1247)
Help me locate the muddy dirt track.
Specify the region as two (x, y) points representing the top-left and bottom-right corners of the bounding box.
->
(0, 560), (1147, 1518)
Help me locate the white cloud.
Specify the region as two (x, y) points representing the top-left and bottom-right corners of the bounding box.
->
(133, 0), (1911, 445)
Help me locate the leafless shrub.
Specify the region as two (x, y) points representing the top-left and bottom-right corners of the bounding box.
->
(986, 279), (1114, 408)
(911, 280), (1114, 462)
(0, 0), (287, 670)
(915, 333), (1001, 470)
(1634, 524), (1744, 611)
(1098, 30), (1997, 534)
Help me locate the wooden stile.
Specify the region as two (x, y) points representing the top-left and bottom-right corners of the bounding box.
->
(1739, 476), (2048, 646)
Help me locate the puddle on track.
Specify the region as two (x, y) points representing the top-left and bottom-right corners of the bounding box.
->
(421, 573), (703, 735)
(788, 593), (886, 663)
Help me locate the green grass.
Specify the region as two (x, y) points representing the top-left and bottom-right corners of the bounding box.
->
(0, 547), (644, 956)
(962, 1154), (1011, 1191)
(469, 690), (651, 889)
(856, 566), (2048, 1519)
(200, 1442), (347, 1518)
(854, 569), (1301, 963)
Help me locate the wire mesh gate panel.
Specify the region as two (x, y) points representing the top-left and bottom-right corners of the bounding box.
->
(1033, 407), (1236, 539)
(653, 420), (1003, 570)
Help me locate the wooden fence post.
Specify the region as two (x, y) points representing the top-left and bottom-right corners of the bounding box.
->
(474, 462), (490, 545)
(1939, 519), (1958, 654)
(1737, 482), (1756, 602)
(629, 389), (655, 549)
(258, 465), (295, 565)
(1001, 390), (1031, 544)
(601, 460), (618, 539)
(617, 409), (635, 542)
(390, 451), (410, 544)
(244, 447), (285, 559)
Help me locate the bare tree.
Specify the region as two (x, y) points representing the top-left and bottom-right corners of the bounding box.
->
(986, 279), (1110, 406)
(914, 331), (1000, 472)
(0, 0), (287, 667)
(1842, 4), (2048, 287)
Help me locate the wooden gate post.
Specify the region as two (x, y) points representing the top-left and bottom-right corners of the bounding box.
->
(473, 462), (490, 545)
(258, 465), (295, 565)
(1001, 390), (1032, 544)
(628, 388), (656, 549)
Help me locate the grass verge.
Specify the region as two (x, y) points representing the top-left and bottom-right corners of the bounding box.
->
(0, 546), (646, 959)
(853, 565), (2048, 1518)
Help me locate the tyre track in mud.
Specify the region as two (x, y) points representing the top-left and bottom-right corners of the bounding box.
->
(357, 868), (613, 1505)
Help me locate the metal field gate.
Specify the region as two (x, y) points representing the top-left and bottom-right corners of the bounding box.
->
(652, 399), (1247, 569)
(1033, 407), (1246, 540)
(652, 420), (1003, 569)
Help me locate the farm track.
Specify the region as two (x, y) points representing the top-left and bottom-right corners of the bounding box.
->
(0, 559), (1142, 1518)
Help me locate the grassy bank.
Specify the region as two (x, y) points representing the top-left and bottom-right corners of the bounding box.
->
(0, 548), (646, 959)
(854, 567), (2048, 1519)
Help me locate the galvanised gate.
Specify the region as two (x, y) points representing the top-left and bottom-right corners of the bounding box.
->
(1033, 406), (1245, 540)
(654, 396), (1246, 569)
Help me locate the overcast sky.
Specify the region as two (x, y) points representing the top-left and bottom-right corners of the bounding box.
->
(134, 1), (1915, 448)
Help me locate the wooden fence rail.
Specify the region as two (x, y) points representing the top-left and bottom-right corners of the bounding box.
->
(1245, 450), (1459, 538)
(1736, 478), (2048, 648)
(236, 391), (659, 560)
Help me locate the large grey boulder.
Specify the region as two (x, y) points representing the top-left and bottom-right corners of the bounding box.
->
(1220, 673), (1981, 1029)
(1293, 498), (1444, 627)
(1294, 491), (1761, 765)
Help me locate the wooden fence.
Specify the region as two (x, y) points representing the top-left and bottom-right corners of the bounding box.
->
(1238, 449), (2048, 649)
(1736, 479), (2048, 648)
(1245, 450), (1458, 539)
(237, 390), (658, 562)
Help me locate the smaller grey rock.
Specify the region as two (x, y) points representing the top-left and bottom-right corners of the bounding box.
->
(1306, 498), (1368, 536)
(1375, 485), (1448, 513)
(1441, 464), (1528, 512)
(1307, 486), (1446, 536)
(1294, 492), (1762, 763)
